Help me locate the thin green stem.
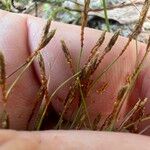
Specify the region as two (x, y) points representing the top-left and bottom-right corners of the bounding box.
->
(102, 0), (110, 32)
(5, 56), (35, 99)
(70, 102), (83, 129)
(78, 79), (92, 128)
(77, 47), (83, 71)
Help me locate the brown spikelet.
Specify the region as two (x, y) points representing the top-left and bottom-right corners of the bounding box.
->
(38, 29), (56, 50)
(82, 30), (120, 80)
(34, 53), (50, 130)
(81, 0), (91, 48)
(26, 20), (56, 63)
(104, 30), (120, 53)
(119, 0), (150, 57)
(117, 85), (129, 102)
(0, 51), (5, 85)
(0, 51), (6, 102)
(43, 19), (52, 38)
(61, 40), (75, 74)
(27, 53), (49, 130)
(77, 0), (91, 69)
(38, 53), (46, 77)
(88, 31), (106, 62)
(130, 0), (150, 39)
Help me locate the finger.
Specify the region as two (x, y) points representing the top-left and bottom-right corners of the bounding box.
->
(0, 10), (40, 129)
(0, 130), (150, 150)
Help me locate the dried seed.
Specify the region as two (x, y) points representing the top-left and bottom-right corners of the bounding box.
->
(81, 0), (91, 48)
(43, 19), (51, 37)
(0, 51), (5, 85)
(61, 40), (74, 74)
(81, 30), (119, 81)
(88, 31), (106, 62)
(104, 30), (120, 53)
(39, 29), (56, 50)
(117, 85), (128, 101)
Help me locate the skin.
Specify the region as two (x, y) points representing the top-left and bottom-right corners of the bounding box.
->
(0, 9), (149, 149)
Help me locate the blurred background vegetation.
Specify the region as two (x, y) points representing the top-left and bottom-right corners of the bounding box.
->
(0, 0), (150, 42)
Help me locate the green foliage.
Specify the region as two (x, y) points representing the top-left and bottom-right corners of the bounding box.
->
(15, 0), (30, 5)
(43, 1), (75, 22)
(101, 0), (110, 32)
(0, 0), (11, 11)
(47, 6), (73, 20)
(47, 0), (66, 6)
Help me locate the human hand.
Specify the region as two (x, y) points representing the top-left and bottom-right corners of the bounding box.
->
(0, 9), (149, 149)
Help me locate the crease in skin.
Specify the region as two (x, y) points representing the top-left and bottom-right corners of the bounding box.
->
(23, 14), (43, 129)
(25, 14), (41, 85)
